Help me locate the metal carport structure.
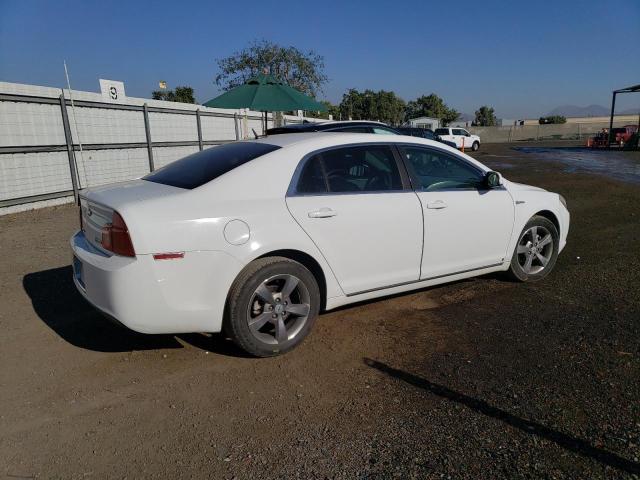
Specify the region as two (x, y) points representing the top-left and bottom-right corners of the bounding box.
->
(608, 83), (640, 148)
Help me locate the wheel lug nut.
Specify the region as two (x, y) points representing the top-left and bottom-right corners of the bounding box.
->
(272, 314), (277, 318)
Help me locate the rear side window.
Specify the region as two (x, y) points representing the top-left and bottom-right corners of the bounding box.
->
(144, 142), (280, 189)
(434, 128), (449, 136)
(294, 145), (403, 194)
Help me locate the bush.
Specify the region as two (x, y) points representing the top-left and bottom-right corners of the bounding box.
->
(539, 115), (567, 125)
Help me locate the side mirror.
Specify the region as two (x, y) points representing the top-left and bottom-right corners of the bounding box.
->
(484, 171), (501, 188)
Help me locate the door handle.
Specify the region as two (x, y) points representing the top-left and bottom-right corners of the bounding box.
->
(426, 200), (447, 209)
(308, 207), (337, 218)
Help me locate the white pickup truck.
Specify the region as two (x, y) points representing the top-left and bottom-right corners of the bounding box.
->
(435, 127), (481, 151)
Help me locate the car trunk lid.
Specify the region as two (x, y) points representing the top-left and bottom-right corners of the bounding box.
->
(79, 179), (185, 253)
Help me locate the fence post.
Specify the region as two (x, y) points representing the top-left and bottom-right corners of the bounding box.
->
(234, 113), (240, 140)
(143, 103), (155, 171)
(59, 93), (80, 203)
(196, 109), (203, 151)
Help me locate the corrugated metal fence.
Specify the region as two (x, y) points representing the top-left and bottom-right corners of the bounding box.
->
(0, 81), (313, 214)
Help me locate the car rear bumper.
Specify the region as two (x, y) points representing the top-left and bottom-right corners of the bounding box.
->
(70, 230), (243, 334)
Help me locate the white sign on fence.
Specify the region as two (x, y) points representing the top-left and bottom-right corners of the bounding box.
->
(99, 79), (126, 101)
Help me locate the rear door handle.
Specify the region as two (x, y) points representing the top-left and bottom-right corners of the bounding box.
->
(308, 207), (337, 218)
(426, 200), (447, 209)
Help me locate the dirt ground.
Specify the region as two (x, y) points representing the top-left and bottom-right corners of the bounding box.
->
(1, 143), (639, 479)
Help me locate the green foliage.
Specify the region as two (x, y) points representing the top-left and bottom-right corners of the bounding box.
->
(539, 115), (567, 124)
(215, 40), (328, 97)
(406, 94), (459, 126)
(304, 101), (340, 120)
(473, 105), (497, 126)
(338, 89), (406, 125)
(151, 86), (196, 104)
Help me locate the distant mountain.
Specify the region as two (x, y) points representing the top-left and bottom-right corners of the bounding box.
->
(546, 105), (610, 117)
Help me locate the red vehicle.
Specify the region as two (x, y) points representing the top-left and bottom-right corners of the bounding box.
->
(588, 125), (638, 148)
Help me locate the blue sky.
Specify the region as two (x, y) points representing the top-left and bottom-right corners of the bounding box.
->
(1, 0), (639, 118)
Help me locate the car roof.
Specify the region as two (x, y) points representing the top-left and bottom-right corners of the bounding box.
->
(266, 120), (392, 134)
(247, 131), (454, 153)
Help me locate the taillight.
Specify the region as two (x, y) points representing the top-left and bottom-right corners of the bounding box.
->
(101, 211), (135, 257)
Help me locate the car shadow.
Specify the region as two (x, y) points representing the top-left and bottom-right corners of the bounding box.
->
(364, 358), (640, 476)
(22, 266), (248, 357)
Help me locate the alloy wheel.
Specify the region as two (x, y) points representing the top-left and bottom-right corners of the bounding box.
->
(516, 225), (554, 275)
(246, 274), (311, 345)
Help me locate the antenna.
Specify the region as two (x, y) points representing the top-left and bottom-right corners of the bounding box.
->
(63, 60), (86, 186)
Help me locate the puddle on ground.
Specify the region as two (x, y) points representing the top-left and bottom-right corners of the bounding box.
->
(512, 147), (640, 184)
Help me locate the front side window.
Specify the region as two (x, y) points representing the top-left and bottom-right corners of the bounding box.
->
(144, 142), (280, 189)
(402, 146), (483, 191)
(294, 145), (403, 194)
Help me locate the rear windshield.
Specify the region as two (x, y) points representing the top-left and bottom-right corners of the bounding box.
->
(144, 142), (280, 189)
(434, 128), (449, 135)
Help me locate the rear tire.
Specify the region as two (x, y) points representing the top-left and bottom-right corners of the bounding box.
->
(224, 257), (320, 357)
(507, 216), (559, 282)
(472, 141), (480, 151)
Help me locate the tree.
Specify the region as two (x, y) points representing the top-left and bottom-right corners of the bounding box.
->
(405, 94), (459, 126)
(473, 106), (497, 126)
(337, 89), (406, 125)
(215, 40), (328, 97)
(152, 86), (196, 104)
(539, 115), (567, 125)
(304, 101), (340, 120)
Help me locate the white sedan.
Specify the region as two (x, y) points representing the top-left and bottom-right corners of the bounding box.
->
(71, 133), (569, 356)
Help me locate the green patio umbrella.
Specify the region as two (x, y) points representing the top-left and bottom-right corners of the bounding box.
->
(203, 74), (327, 134)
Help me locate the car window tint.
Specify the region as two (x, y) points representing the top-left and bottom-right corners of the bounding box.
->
(402, 147), (483, 191)
(452, 129), (466, 136)
(296, 156), (328, 194)
(434, 128), (449, 136)
(372, 127), (398, 135)
(297, 145), (402, 194)
(144, 142), (280, 189)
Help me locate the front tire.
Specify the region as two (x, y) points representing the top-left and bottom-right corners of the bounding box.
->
(472, 141), (480, 151)
(224, 257), (320, 357)
(508, 216), (559, 282)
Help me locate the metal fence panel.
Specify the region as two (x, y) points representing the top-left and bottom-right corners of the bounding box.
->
(149, 112), (198, 143)
(200, 115), (237, 141)
(0, 151), (72, 201)
(0, 101), (65, 146)
(67, 107), (146, 144)
(152, 146), (201, 170)
(77, 148), (150, 188)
